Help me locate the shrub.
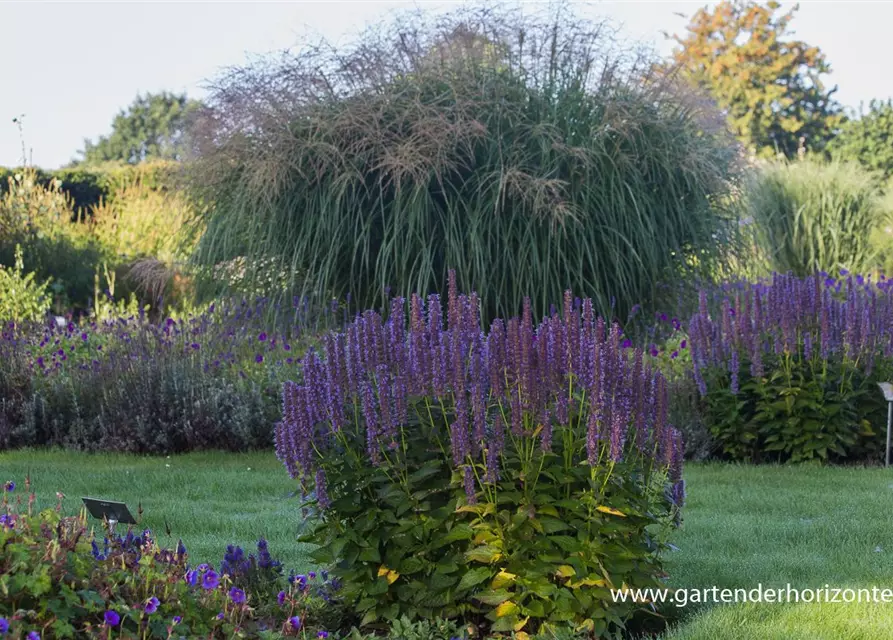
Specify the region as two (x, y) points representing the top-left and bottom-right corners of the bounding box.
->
(742, 159), (887, 276)
(190, 5), (739, 323)
(0, 169), (108, 313)
(277, 276), (683, 637)
(685, 273), (893, 463)
(0, 161), (184, 215)
(0, 480), (340, 638)
(0, 245), (52, 326)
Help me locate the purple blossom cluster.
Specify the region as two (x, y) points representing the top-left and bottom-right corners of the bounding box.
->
(276, 274), (683, 505)
(686, 272), (893, 395)
(0, 297), (326, 381)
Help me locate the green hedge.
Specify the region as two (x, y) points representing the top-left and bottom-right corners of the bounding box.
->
(0, 161), (180, 214)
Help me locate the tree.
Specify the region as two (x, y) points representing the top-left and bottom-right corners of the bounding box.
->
(78, 92), (201, 165)
(668, 0), (844, 158)
(828, 100), (893, 180)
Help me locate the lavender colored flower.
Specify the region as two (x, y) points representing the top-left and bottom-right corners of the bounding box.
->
(202, 569), (220, 590)
(27, 632), (40, 640)
(104, 610), (120, 626)
(229, 587), (246, 604)
(289, 616), (302, 631)
(0, 619), (7, 634)
(144, 596), (160, 614)
(463, 465), (477, 505)
(315, 469), (330, 509)
(172, 616), (182, 625)
(277, 590), (286, 605)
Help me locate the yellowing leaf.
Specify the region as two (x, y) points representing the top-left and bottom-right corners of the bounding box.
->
(515, 633), (531, 640)
(568, 577), (606, 589)
(556, 565), (576, 578)
(490, 570), (518, 589)
(376, 565), (399, 584)
(513, 616), (529, 631)
(456, 503), (495, 515)
(494, 601), (519, 618)
(596, 505), (626, 517)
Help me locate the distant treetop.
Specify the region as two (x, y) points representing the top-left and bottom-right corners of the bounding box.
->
(77, 92), (202, 166)
(668, 0), (844, 159)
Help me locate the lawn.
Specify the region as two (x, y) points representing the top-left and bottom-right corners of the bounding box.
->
(0, 450), (311, 571)
(660, 463), (893, 639)
(3, 451), (893, 638)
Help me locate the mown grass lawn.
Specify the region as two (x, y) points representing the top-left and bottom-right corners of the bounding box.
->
(3, 452), (893, 638)
(0, 449), (311, 571)
(661, 463), (893, 639)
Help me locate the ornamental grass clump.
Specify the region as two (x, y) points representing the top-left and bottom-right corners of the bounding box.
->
(190, 4), (739, 323)
(276, 273), (683, 637)
(686, 272), (893, 463)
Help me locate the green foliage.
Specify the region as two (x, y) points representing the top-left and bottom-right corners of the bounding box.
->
(0, 163), (196, 314)
(0, 245), (51, 325)
(302, 406), (675, 638)
(702, 345), (886, 464)
(191, 5), (739, 322)
(79, 92), (201, 165)
(829, 100), (893, 180)
(669, 0), (844, 158)
(0, 488), (336, 638)
(0, 161), (179, 215)
(741, 159), (886, 276)
(340, 615), (470, 640)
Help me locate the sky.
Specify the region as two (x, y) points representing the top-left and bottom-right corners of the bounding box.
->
(2, 0), (892, 169)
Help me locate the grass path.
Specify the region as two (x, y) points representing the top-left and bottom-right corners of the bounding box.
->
(3, 452), (893, 637)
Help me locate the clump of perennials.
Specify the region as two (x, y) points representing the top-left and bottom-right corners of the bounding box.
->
(686, 271), (893, 463)
(276, 273), (684, 637)
(0, 477), (340, 638)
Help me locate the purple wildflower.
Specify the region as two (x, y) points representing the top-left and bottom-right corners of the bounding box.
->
(229, 587), (246, 604)
(104, 610), (120, 626)
(202, 569), (220, 590)
(144, 597), (160, 614)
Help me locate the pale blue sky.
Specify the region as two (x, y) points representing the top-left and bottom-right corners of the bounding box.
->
(2, 1), (891, 168)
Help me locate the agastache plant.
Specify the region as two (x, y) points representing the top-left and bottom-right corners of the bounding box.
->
(275, 271), (683, 506)
(684, 272), (893, 463)
(686, 272), (893, 395)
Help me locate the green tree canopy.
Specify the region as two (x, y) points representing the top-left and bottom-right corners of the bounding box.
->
(78, 92), (201, 165)
(668, 0), (844, 158)
(829, 100), (893, 180)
